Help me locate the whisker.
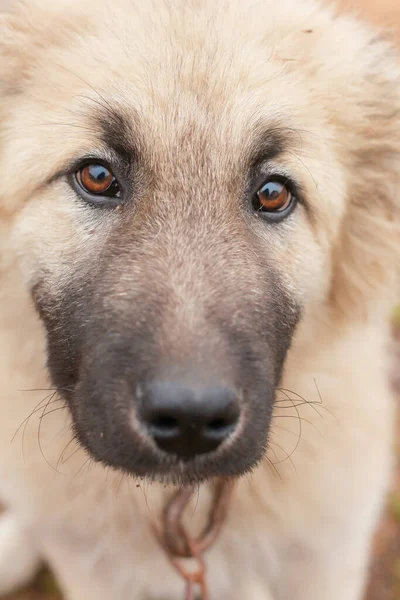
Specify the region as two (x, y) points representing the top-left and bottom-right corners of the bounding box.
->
(275, 390), (303, 457)
(12, 394), (57, 444)
(268, 445), (279, 462)
(272, 423), (304, 438)
(273, 414), (322, 437)
(37, 392), (60, 473)
(264, 455), (282, 480)
(18, 387), (73, 393)
(56, 436), (80, 470)
(38, 406), (68, 421)
(277, 388), (324, 419)
(268, 439), (297, 472)
(277, 386), (337, 421)
(313, 379), (339, 423)
(117, 473), (126, 498)
(73, 456), (92, 479)
(275, 399), (322, 409)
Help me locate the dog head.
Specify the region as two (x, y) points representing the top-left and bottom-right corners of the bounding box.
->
(1, 0), (400, 484)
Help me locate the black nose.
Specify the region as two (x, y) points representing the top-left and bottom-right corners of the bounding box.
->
(139, 381), (240, 459)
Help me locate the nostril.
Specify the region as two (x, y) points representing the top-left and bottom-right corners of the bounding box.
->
(150, 415), (179, 429)
(205, 415), (238, 439)
(147, 415), (180, 438)
(207, 419), (227, 431)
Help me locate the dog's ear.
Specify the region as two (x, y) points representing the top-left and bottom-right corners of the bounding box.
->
(331, 34), (400, 318)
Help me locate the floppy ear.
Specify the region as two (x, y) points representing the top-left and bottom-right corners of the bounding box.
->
(330, 35), (400, 318)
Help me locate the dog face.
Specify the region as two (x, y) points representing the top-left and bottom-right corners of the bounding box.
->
(1, 0), (400, 484)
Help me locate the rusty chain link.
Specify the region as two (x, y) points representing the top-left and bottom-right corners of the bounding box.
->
(153, 478), (234, 600)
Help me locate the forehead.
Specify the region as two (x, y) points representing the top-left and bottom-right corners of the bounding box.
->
(19, 0), (324, 151)
(1, 0), (346, 224)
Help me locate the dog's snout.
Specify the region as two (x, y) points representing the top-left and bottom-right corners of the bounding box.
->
(139, 381), (240, 459)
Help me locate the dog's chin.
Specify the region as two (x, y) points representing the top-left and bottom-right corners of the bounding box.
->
(95, 457), (262, 488)
(72, 424), (266, 487)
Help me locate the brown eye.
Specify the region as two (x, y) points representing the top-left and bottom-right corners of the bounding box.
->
(255, 180), (293, 213)
(75, 163), (121, 200)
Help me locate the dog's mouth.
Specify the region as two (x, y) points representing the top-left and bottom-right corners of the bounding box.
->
(36, 300), (296, 484)
(63, 376), (272, 486)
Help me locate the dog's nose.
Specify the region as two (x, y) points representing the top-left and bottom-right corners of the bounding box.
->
(139, 381), (240, 459)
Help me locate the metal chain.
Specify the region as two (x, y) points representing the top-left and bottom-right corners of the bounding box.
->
(153, 478), (234, 600)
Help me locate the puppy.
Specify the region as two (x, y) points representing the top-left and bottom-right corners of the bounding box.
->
(0, 0), (399, 598)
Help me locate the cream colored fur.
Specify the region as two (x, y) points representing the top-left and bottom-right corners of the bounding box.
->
(0, 1), (399, 599)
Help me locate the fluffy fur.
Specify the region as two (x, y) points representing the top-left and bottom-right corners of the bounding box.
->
(0, 0), (400, 598)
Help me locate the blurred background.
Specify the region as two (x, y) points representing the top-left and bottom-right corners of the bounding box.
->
(339, 3), (400, 597)
(1, 0), (400, 599)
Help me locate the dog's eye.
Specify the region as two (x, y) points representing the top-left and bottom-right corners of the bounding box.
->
(73, 163), (122, 203)
(253, 180), (295, 219)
